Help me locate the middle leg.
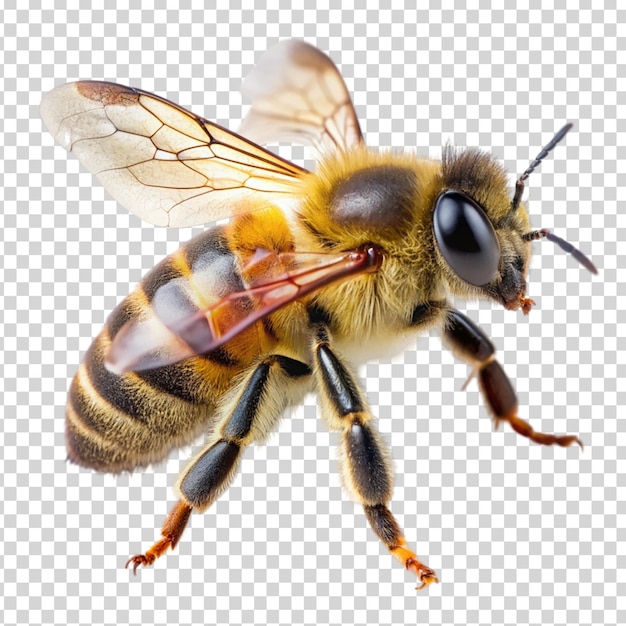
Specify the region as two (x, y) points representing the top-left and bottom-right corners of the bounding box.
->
(312, 324), (438, 589)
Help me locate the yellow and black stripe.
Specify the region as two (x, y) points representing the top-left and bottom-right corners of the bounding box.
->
(66, 208), (297, 473)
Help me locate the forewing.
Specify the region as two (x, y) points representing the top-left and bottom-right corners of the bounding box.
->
(239, 40), (364, 155)
(105, 247), (381, 374)
(40, 81), (306, 227)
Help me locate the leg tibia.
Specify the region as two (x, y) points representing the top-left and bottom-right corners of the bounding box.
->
(341, 419), (392, 505)
(178, 439), (242, 510)
(478, 359), (517, 418)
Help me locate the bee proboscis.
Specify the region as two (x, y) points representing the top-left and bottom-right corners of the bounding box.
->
(41, 40), (596, 589)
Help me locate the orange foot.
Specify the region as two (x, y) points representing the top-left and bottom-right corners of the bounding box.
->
(392, 544), (439, 590)
(505, 413), (584, 449)
(407, 558), (439, 590)
(125, 536), (171, 574)
(125, 501), (193, 574)
(126, 552), (156, 574)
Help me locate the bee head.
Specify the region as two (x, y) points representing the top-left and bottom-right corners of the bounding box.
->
(434, 124), (596, 313)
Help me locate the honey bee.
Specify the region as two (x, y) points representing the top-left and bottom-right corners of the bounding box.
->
(41, 40), (596, 589)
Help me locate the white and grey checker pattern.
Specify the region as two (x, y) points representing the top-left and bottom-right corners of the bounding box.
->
(1, 3), (623, 625)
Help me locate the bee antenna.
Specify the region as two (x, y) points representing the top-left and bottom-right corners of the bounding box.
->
(511, 123), (573, 210)
(523, 228), (598, 274)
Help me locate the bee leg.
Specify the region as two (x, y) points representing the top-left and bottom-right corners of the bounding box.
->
(126, 354), (311, 573)
(442, 308), (582, 448)
(125, 500), (192, 573)
(313, 326), (438, 589)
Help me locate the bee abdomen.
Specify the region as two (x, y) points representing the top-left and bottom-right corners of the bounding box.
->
(65, 225), (261, 472)
(66, 334), (222, 472)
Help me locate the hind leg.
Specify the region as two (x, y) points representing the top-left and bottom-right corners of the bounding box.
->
(126, 354), (311, 572)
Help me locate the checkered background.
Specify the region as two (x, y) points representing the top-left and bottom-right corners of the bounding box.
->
(1, 2), (623, 625)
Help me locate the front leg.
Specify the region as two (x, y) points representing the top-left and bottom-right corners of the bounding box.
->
(442, 309), (582, 448)
(312, 324), (438, 589)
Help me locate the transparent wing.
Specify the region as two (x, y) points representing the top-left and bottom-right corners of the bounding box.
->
(40, 81), (306, 227)
(239, 40), (364, 155)
(105, 246), (381, 374)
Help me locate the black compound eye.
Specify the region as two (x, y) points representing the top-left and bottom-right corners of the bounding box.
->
(433, 190), (500, 286)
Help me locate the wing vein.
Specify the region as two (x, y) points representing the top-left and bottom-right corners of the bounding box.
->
(41, 80), (307, 227)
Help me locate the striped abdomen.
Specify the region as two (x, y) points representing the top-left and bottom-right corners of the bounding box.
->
(66, 214), (293, 473)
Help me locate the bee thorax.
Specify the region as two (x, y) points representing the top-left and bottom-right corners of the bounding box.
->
(329, 164), (418, 229)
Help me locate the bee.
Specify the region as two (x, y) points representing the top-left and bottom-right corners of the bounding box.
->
(41, 40), (596, 589)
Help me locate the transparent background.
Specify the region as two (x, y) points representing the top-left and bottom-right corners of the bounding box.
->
(1, 2), (623, 625)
